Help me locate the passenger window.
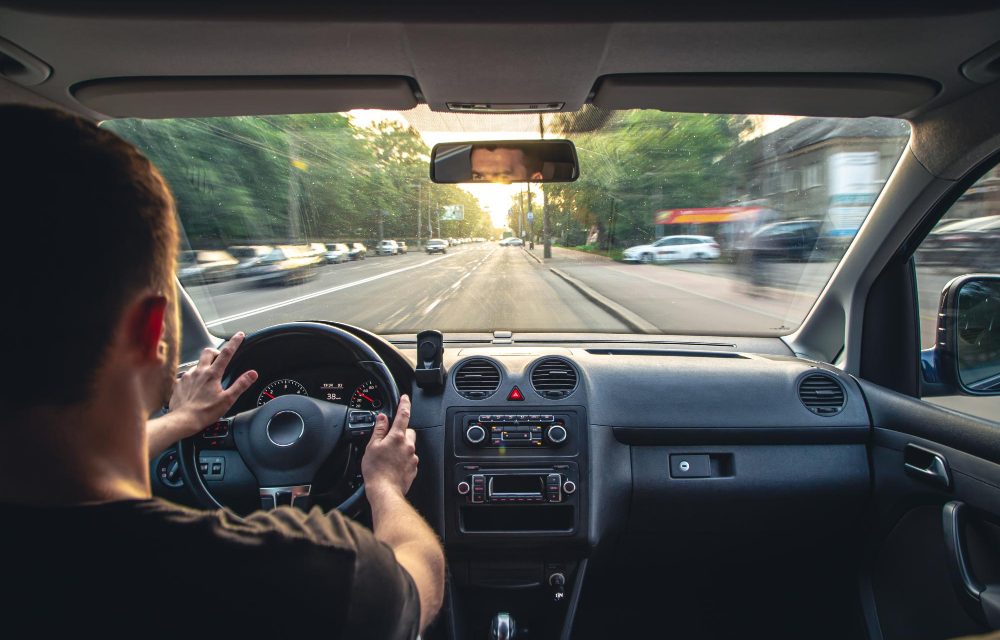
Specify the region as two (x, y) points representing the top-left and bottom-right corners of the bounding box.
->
(915, 166), (1000, 422)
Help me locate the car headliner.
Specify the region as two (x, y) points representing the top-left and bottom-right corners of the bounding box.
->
(1, 1), (999, 121)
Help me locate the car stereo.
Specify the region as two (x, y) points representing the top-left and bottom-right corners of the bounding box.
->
(456, 469), (577, 504)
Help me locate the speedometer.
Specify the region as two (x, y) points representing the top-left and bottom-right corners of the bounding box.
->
(350, 380), (383, 410)
(257, 379), (308, 406)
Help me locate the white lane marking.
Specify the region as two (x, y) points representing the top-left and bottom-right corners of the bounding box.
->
(425, 299), (442, 314)
(205, 252), (460, 327)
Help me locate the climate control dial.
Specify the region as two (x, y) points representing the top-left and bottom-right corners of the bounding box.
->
(465, 424), (487, 444)
(546, 424), (568, 444)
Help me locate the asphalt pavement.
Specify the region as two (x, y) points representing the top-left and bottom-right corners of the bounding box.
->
(190, 244), (630, 337)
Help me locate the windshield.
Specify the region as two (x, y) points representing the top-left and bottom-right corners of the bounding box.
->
(103, 108), (909, 338)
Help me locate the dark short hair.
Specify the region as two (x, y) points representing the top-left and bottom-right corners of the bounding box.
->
(0, 105), (177, 410)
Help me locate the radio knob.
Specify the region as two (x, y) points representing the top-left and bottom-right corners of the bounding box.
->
(456, 481), (471, 495)
(466, 424), (487, 444)
(546, 424), (568, 444)
(562, 479), (577, 495)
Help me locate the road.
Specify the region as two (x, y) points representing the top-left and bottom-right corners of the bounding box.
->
(188, 244), (630, 337)
(189, 243), (967, 345)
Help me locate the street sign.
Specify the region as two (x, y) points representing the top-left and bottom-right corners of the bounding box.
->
(441, 205), (465, 221)
(526, 211), (534, 223)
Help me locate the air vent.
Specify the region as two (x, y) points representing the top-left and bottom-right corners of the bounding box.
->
(531, 358), (579, 399)
(453, 358), (501, 400)
(798, 374), (846, 416)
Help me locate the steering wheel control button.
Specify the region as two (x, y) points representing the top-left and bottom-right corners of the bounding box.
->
(466, 424), (487, 445)
(198, 456), (225, 480)
(545, 424), (568, 444)
(457, 481), (471, 495)
(670, 454), (711, 478)
(266, 410), (306, 447)
(202, 418), (231, 438)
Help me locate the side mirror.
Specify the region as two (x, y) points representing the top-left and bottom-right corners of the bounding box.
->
(429, 139), (579, 184)
(922, 274), (1000, 395)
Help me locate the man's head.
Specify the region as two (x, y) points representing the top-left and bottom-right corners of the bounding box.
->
(1, 105), (180, 422)
(470, 145), (544, 183)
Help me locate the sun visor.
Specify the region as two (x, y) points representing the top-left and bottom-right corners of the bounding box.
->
(72, 76), (419, 119)
(592, 74), (940, 117)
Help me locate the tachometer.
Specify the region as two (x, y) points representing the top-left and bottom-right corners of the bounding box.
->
(257, 379), (308, 406)
(350, 380), (383, 410)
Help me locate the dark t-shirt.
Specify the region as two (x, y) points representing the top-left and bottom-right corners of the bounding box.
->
(0, 498), (420, 639)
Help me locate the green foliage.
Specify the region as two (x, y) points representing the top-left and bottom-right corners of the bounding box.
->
(541, 109), (750, 248)
(104, 114), (495, 248)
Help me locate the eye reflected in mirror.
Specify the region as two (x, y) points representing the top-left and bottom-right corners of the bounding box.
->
(430, 140), (579, 184)
(956, 278), (1000, 392)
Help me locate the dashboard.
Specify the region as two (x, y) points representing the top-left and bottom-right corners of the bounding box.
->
(153, 326), (876, 639)
(235, 365), (389, 413)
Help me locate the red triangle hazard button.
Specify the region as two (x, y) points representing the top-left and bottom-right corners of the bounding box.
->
(507, 386), (524, 401)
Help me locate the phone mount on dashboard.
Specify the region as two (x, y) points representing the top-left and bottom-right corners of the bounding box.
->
(414, 330), (447, 393)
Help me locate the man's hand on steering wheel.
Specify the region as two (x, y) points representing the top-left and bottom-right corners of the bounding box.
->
(147, 332), (258, 459)
(361, 395), (418, 500)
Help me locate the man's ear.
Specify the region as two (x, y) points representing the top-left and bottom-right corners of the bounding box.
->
(125, 294), (168, 364)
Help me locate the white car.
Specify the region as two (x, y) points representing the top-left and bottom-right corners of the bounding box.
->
(499, 237), (524, 246)
(376, 239), (399, 256)
(622, 235), (720, 263)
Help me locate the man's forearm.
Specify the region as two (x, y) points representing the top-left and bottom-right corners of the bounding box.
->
(146, 413), (191, 460)
(368, 485), (445, 631)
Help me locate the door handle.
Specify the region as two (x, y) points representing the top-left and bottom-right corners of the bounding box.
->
(904, 443), (951, 488)
(943, 501), (1000, 629)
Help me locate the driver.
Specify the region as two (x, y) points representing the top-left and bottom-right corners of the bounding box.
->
(470, 144), (544, 183)
(0, 105), (444, 638)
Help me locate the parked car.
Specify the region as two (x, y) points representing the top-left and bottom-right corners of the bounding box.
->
(248, 245), (322, 286)
(918, 214), (1000, 268)
(746, 220), (822, 262)
(622, 235), (721, 263)
(305, 243), (328, 259)
(396, 241), (408, 254)
(376, 239), (399, 256)
(426, 238), (448, 254)
(228, 245), (273, 278)
(498, 237), (524, 246)
(324, 243), (350, 264)
(177, 250), (239, 286)
(347, 242), (367, 260)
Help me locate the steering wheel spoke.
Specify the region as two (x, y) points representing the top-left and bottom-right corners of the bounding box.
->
(259, 484), (313, 510)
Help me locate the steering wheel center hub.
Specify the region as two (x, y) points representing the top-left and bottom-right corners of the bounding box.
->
(266, 410), (306, 447)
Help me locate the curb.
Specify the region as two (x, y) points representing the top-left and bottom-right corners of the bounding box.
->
(549, 268), (660, 333)
(521, 247), (543, 264)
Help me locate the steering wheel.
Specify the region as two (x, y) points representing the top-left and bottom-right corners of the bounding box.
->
(177, 322), (400, 513)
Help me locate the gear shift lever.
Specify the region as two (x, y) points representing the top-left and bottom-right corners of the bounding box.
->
(491, 612), (516, 640)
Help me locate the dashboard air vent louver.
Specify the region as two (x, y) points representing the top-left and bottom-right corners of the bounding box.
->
(531, 358), (579, 399)
(453, 358), (501, 400)
(798, 373), (846, 416)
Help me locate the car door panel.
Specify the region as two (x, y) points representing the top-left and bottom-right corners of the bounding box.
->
(859, 378), (1000, 639)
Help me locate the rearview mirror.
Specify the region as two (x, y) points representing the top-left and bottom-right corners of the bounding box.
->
(923, 274), (1000, 395)
(430, 140), (579, 184)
